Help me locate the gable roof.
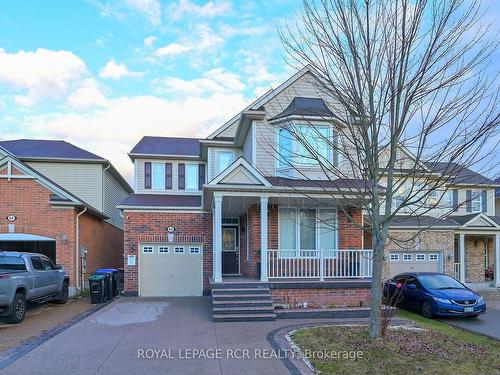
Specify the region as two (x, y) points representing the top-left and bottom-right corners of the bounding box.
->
(0, 139), (104, 161)
(129, 136), (201, 158)
(208, 157), (271, 187)
(118, 194), (201, 209)
(269, 97), (334, 121)
(206, 66), (312, 140)
(424, 162), (497, 186)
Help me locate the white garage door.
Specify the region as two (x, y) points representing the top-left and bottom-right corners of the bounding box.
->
(139, 243), (203, 297)
(389, 251), (442, 278)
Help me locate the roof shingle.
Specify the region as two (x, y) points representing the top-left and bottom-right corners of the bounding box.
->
(130, 136), (201, 157)
(119, 194), (201, 208)
(0, 139), (104, 160)
(270, 97), (334, 121)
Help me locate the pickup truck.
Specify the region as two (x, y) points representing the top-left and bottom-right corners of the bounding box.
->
(0, 251), (70, 323)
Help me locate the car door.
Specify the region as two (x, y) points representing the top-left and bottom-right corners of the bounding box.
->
(30, 256), (51, 298)
(40, 256), (60, 294)
(401, 276), (420, 310)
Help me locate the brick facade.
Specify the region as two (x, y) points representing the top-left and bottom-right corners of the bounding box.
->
(123, 210), (212, 294)
(0, 176), (124, 291)
(270, 287), (370, 308)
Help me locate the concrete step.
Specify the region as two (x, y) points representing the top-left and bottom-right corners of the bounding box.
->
(211, 293), (271, 301)
(213, 313), (276, 322)
(212, 288), (270, 295)
(210, 282), (268, 289)
(213, 306), (275, 315)
(212, 300), (273, 308)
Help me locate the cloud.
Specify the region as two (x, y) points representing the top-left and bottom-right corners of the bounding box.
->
(161, 68), (245, 97)
(154, 43), (192, 58)
(169, 0), (232, 21)
(153, 24), (223, 59)
(0, 48), (87, 103)
(143, 35), (157, 47)
(67, 78), (108, 109)
(99, 59), (143, 80)
(123, 0), (161, 26)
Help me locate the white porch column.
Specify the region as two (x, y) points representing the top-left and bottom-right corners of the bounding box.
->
(495, 234), (500, 288)
(260, 196), (268, 282)
(213, 195), (223, 282)
(459, 233), (466, 283)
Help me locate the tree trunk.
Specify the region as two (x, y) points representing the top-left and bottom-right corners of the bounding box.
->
(369, 232), (385, 338)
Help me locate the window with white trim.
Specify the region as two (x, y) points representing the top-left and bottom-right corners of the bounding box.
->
(174, 246), (185, 254)
(142, 245), (153, 254)
(471, 191), (482, 213)
(278, 125), (334, 168)
(403, 254), (412, 261)
(429, 253), (439, 261)
(216, 150), (235, 175)
(390, 254), (399, 261)
(185, 164), (198, 190)
(158, 246), (169, 254)
(443, 190), (454, 209)
(152, 163), (165, 190)
(189, 246), (201, 254)
(416, 254), (426, 261)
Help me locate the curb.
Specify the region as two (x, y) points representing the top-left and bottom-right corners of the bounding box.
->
(0, 299), (112, 370)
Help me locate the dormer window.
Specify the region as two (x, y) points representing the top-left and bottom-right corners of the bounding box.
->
(278, 124), (334, 168)
(215, 150), (235, 175)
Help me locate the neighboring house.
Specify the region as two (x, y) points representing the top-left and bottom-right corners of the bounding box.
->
(119, 67), (500, 320)
(372, 157), (500, 286)
(0, 139), (133, 295)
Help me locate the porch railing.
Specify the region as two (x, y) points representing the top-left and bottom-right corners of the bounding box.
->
(267, 249), (373, 279)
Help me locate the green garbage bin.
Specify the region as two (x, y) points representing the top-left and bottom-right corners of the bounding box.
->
(89, 274), (107, 304)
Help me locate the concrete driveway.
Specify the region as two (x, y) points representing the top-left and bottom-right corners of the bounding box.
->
(0, 297), (357, 375)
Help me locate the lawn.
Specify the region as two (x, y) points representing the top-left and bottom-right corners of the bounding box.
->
(291, 310), (500, 375)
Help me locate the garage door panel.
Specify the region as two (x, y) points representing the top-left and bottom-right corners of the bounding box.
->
(139, 244), (203, 297)
(389, 252), (441, 278)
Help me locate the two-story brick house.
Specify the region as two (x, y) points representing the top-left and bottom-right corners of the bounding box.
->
(120, 67), (500, 321)
(0, 139), (132, 295)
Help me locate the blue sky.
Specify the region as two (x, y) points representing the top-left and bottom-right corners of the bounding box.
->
(0, 0), (301, 180)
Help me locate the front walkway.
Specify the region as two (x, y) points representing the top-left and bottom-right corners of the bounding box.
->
(0, 297), (374, 375)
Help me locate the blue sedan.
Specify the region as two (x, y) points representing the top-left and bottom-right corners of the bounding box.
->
(383, 272), (487, 318)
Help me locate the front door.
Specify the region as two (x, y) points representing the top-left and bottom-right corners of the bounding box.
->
(222, 226), (239, 274)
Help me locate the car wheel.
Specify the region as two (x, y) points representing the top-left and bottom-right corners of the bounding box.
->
(421, 300), (433, 318)
(6, 293), (26, 324)
(55, 282), (69, 304)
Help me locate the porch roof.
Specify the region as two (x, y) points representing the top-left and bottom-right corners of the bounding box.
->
(118, 194), (202, 209)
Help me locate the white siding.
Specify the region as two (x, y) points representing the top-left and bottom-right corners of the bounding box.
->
(27, 161), (103, 210)
(496, 197), (500, 216)
(450, 187), (496, 216)
(216, 120), (239, 138)
(242, 122), (254, 166)
(104, 171), (129, 229)
(135, 158), (205, 195)
(207, 147), (242, 182)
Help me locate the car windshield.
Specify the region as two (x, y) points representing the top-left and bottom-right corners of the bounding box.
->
(0, 256), (27, 271)
(418, 274), (465, 290)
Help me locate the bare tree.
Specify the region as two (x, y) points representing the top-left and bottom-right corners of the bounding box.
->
(274, 0), (500, 338)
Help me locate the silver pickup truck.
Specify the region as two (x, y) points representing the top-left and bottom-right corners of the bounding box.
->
(0, 251), (70, 323)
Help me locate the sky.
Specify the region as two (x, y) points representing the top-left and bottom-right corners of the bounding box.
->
(0, 0), (301, 182)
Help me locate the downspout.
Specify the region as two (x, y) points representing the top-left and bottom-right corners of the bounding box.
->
(102, 164), (111, 212)
(76, 207), (87, 291)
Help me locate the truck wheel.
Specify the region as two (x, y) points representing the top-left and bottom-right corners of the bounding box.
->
(6, 293), (26, 324)
(55, 282), (69, 304)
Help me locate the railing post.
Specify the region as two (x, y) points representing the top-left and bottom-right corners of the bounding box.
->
(260, 196), (268, 282)
(319, 249), (324, 281)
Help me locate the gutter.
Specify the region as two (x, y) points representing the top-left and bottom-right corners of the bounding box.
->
(75, 207), (87, 291)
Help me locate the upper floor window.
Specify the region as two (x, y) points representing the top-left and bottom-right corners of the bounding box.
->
(185, 164), (198, 190)
(216, 150), (235, 175)
(152, 163), (165, 190)
(471, 191), (482, 213)
(278, 125), (333, 168)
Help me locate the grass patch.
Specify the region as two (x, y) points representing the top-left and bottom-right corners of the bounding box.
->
(292, 311), (500, 375)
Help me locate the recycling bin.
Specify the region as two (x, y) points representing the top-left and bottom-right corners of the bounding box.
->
(95, 269), (116, 299)
(89, 274), (107, 304)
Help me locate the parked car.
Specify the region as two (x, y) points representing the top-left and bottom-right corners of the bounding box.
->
(383, 272), (486, 318)
(0, 251), (69, 323)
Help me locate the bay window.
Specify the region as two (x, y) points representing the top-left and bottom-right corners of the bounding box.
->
(278, 124), (334, 167)
(185, 164), (198, 190)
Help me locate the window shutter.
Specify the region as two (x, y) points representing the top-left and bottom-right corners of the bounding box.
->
(481, 190), (487, 213)
(465, 190), (472, 213)
(198, 164), (205, 190)
(144, 162), (152, 189)
(178, 163), (185, 190)
(452, 189), (459, 212)
(165, 163), (172, 189)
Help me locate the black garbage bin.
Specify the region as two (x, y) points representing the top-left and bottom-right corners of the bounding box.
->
(89, 274), (106, 304)
(116, 268), (124, 293)
(96, 269), (118, 298)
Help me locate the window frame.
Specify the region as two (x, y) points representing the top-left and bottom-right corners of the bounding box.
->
(389, 254), (400, 262)
(470, 190), (482, 213)
(158, 246), (169, 254)
(151, 162), (165, 191)
(184, 163), (199, 191)
(173, 246), (185, 254)
(403, 253), (413, 262)
(189, 246), (201, 255)
(416, 254), (426, 261)
(429, 253), (439, 261)
(215, 150), (236, 175)
(142, 245), (154, 254)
